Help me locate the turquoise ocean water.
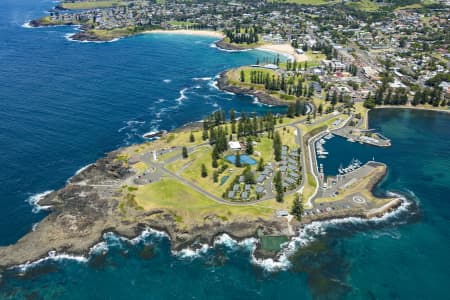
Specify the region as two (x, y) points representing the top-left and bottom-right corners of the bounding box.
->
(1, 0), (449, 299)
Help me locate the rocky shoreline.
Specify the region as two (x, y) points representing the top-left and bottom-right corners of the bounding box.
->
(216, 72), (289, 106)
(215, 39), (252, 51)
(0, 129), (405, 271)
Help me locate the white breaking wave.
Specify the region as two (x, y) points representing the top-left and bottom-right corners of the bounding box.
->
(26, 190), (53, 213)
(74, 163), (93, 176)
(118, 120), (146, 133)
(193, 77), (212, 81)
(13, 196), (413, 273)
(172, 244), (210, 259)
(163, 79), (172, 83)
(12, 251), (88, 272)
(21, 21), (33, 29)
(175, 88), (188, 103)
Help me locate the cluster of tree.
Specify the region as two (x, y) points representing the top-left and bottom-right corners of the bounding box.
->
(235, 112), (279, 138)
(285, 60), (308, 72)
(372, 87), (409, 106)
(248, 71), (314, 98)
(224, 26), (259, 45)
(412, 87), (446, 107)
(286, 100), (308, 118)
(325, 90), (351, 106)
(426, 73), (450, 87)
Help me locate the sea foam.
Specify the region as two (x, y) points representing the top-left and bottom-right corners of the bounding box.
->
(26, 190), (53, 213)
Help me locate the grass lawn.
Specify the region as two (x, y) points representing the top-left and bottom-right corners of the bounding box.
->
(176, 147), (243, 198)
(254, 137), (274, 162)
(346, 0), (380, 12)
(62, 1), (127, 10)
(162, 130), (205, 148)
(276, 127), (298, 149)
(133, 179), (274, 225)
(272, 0), (338, 5)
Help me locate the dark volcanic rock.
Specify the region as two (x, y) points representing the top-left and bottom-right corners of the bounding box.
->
(215, 39), (250, 51)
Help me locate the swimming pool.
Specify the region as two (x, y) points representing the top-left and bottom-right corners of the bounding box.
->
(225, 154), (257, 165)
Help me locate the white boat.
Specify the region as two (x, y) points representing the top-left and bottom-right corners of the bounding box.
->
(347, 138), (355, 142)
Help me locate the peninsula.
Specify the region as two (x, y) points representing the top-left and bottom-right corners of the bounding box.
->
(0, 103), (402, 269)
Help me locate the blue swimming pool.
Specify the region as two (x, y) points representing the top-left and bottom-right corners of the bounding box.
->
(225, 154), (257, 165)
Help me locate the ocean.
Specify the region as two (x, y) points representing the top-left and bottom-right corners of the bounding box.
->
(1, 0), (449, 299)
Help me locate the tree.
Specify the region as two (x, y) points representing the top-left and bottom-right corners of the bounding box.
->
(363, 97), (376, 109)
(189, 132), (195, 143)
(273, 132), (282, 161)
(201, 164), (208, 178)
(182, 146), (188, 159)
(202, 129), (208, 141)
(257, 157), (264, 172)
(274, 170), (284, 202)
(235, 152), (242, 167)
(243, 166), (255, 184)
(212, 156), (218, 168)
(318, 103), (323, 116)
(240, 70), (245, 83)
(246, 138), (254, 155)
(291, 194), (303, 221)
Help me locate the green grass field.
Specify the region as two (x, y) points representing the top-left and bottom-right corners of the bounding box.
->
(345, 0), (380, 12)
(272, 0), (338, 5)
(62, 1), (127, 10)
(133, 178), (273, 225)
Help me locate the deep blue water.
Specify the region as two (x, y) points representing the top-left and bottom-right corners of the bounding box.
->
(1, 0), (449, 299)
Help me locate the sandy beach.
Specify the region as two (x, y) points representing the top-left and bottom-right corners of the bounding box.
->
(257, 43), (308, 62)
(146, 29), (224, 39)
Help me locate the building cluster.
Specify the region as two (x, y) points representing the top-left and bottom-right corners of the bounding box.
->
(49, 0), (449, 101)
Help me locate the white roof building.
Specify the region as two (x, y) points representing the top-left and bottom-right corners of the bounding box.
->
(228, 141), (241, 150)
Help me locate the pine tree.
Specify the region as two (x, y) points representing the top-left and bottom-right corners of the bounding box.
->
(257, 157), (264, 172)
(189, 132), (195, 143)
(201, 164), (208, 178)
(274, 170), (284, 202)
(318, 103), (323, 115)
(246, 138), (254, 155)
(213, 170), (219, 183)
(291, 194), (303, 221)
(273, 132), (282, 161)
(240, 70), (245, 83)
(182, 146), (188, 159)
(235, 152), (241, 167)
